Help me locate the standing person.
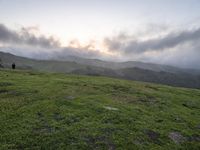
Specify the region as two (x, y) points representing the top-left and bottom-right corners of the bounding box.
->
(12, 63), (16, 69)
(0, 59), (3, 68)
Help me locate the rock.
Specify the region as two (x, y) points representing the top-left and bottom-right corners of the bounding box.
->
(168, 132), (186, 144)
(65, 96), (75, 100)
(103, 106), (119, 111)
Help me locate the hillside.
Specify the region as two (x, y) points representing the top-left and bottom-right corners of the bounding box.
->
(0, 69), (199, 149)
(1, 51), (200, 89)
(0, 51), (97, 73)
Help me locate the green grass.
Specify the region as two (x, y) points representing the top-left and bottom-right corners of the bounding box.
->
(0, 69), (200, 149)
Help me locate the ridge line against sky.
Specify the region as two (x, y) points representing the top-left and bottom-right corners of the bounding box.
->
(0, 0), (200, 69)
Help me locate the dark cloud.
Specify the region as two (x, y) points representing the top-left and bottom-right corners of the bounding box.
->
(0, 24), (60, 48)
(104, 27), (200, 54)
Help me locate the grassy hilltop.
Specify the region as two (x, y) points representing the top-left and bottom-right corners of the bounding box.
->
(0, 69), (200, 149)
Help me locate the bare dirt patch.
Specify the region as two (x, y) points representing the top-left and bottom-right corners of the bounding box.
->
(168, 132), (186, 144)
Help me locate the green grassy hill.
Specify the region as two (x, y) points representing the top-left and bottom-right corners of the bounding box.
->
(0, 69), (200, 149)
(1, 51), (200, 89)
(0, 52), (200, 89)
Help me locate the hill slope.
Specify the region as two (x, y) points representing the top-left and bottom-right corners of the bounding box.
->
(49, 54), (200, 75)
(0, 69), (199, 149)
(0, 51), (100, 73)
(1, 51), (200, 89)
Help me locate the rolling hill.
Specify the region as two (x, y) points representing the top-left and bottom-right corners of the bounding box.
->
(50, 54), (200, 75)
(1, 51), (200, 89)
(0, 69), (199, 149)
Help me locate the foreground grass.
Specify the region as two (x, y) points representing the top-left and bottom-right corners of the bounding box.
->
(0, 69), (199, 149)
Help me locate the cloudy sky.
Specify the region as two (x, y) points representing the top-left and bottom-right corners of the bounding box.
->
(0, 0), (200, 69)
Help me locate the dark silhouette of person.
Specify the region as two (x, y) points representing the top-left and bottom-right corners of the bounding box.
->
(0, 59), (3, 68)
(12, 63), (16, 69)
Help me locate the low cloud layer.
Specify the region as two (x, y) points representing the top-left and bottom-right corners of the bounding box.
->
(0, 23), (200, 69)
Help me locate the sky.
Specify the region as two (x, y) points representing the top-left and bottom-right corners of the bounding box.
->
(0, 0), (200, 69)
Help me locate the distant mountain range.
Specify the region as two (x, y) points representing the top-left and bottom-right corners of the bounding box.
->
(1, 51), (200, 89)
